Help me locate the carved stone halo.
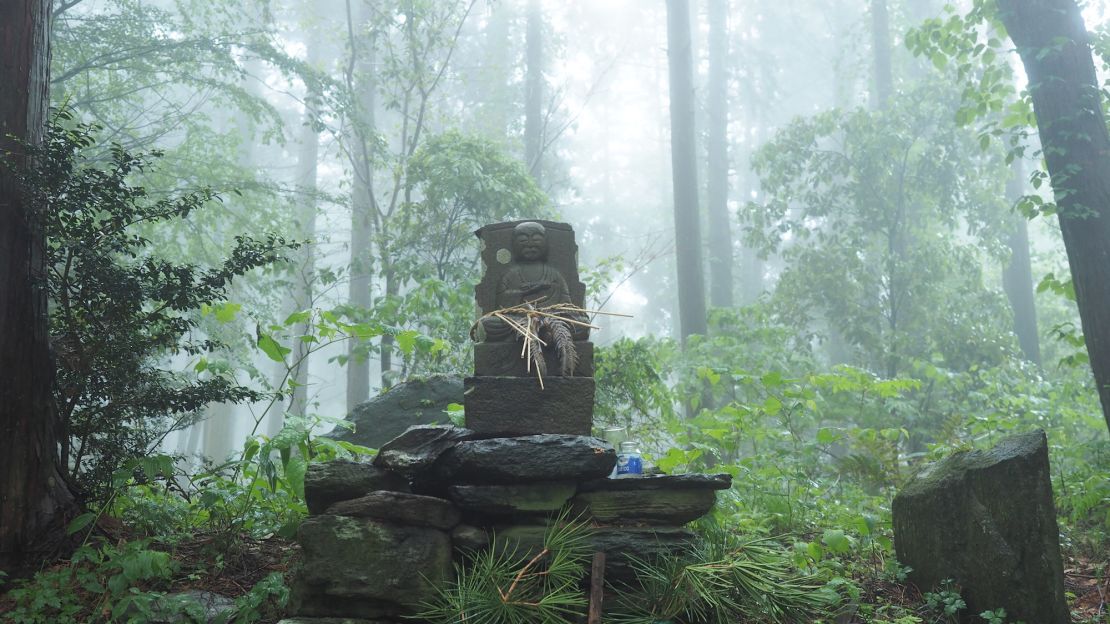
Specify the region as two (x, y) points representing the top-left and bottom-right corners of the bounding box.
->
(496, 248), (511, 264)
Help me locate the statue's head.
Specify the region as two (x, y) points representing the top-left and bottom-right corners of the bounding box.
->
(513, 221), (547, 262)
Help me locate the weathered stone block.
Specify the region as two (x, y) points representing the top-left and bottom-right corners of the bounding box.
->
(304, 461), (408, 515)
(464, 376), (594, 436)
(449, 482), (578, 517)
(294, 515), (451, 615)
(278, 619), (395, 624)
(451, 524), (489, 553)
(571, 489), (717, 524)
(577, 473), (732, 493)
(892, 430), (1068, 624)
(325, 490), (460, 530)
(373, 425), (475, 482)
(474, 341), (594, 377)
(435, 434), (615, 484)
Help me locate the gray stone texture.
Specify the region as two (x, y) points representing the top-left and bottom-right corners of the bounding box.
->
(451, 524), (490, 552)
(577, 473), (732, 493)
(571, 488), (718, 524)
(435, 434), (615, 484)
(449, 482), (578, 517)
(474, 340), (594, 377)
(892, 430), (1069, 624)
(327, 375), (463, 449)
(303, 460), (408, 515)
(325, 490), (460, 530)
(373, 424), (475, 482)
(294, 515), (451, 616)
(278, 619), (396, 624)
(463, 376), (595, 436)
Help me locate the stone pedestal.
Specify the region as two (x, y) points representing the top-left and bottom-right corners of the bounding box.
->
(464, 376), (594, 436)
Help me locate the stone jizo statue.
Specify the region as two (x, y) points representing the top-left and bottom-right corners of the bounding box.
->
(479, 221), (589, 345)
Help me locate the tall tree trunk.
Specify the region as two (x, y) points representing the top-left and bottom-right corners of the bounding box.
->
(524, 0), (543, 185)
(482, 0), (512, 144)
(666, 0), (708, 341)
(998, 0), (1110, 435)
(706, 0), (733, 309)
(0, 0), (78, 572)
(346, 4), (376, 410)
(1002, 158), (1042, 367)
(870, 0), (893, 109)
(288, 56), (321, 421)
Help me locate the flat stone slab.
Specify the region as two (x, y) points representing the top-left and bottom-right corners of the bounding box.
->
(279, 619), (397, 624)
(893, 430), (1069, 624)
(577, 473), (732, 492)
(570, 488), (718, 524)
(474, 341), (594, 377)
(464, 376), (594, 436)
(304, 460), (409, 515)
(325, 490), (460, 530)
(448, 482), (578, 517)
(435, 434), (615, 484)
(373, 425), (475, 482)
(295, 515), (450, 616)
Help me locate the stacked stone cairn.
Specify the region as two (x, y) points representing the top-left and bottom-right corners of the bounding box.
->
(282, 221), (731, 624)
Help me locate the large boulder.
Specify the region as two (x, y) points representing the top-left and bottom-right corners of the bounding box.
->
(435, 435), (616, 484)
(329, 375), (464, 449)
(293, 515), (452, 617)
(892, 430), (1069, 624)
(303, 460), (408, 515)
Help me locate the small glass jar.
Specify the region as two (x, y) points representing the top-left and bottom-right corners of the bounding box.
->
(616, 440), (643, 477)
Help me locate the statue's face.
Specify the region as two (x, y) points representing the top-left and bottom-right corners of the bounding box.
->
(513, 222), (547, 262)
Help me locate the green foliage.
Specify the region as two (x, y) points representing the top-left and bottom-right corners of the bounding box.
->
(923, 581), (966, 624)
(609, 525), (838, 624)
(415, 514), (592, 624)
(4, 112), (295, 501)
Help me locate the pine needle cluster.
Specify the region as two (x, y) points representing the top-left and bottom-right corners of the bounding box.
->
(608, 525), (839, 624)
(414, 514), (593, 624)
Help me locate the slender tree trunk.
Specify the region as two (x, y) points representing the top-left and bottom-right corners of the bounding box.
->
(706, 0), (733, 309)
(524, 0), (543, 185)
(0, 0), (78, 572)
(288, 57), (321, 421)
(998, 0), (1110, 435)
(346, 6), (376, 411)
(201, 402), (236, 464)
(482, 0), (511, 144)
(1002, 158), (1042, 367)
(666, 0), (708, 341)
(870, 0), (893, 109)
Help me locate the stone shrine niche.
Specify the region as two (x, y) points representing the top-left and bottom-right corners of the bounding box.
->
(473, 219), (586, 316)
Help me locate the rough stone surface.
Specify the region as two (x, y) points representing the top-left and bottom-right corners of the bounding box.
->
(435, 434), (615, 484)
(373, 425), (475, 482)
(449, 482), (577, 517)
(463, 377), (595, 436)
(892, 430), (1068, 624)
(451, 524), (489, 552)
(144, 590), (234, 623)
(304, 461), (409, 515)
(328, 375), (463, 449)
(495, 525), (695, 583)
(294, 515), (451, 615)
(577, 473), (732, 493)
(571, 489), (717, 524)
(326, 490), (460, 530)
(278, 619), (396, 624)
(474, 341), (594, 377)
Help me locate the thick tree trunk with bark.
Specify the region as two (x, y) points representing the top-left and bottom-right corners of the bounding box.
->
(1002, 158), (1041, 367)
(0, 0), (78, 572)
(706, 0), (733, 309)
(666, 0), (707, 340)
(524, 0), (543, 185)
(998, 0), (1110, 434)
